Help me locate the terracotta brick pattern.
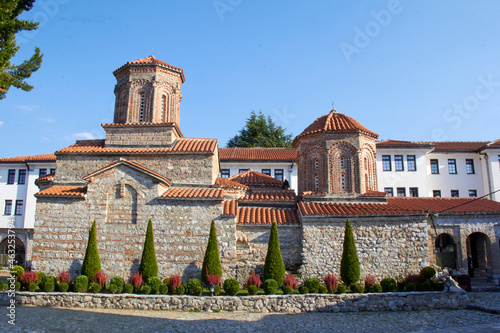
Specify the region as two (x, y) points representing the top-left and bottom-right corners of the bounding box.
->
(237, 207), (300, 225)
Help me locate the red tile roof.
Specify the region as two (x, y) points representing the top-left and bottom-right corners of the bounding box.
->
(219, 148), (296, 161)
(228, 169), (284, 188)
(0, 153), (56, 163)
(222, 200), (238, 216)
(432, 141), (488, 152)
(35, 173), (55, 186)
(237, 207), (300, 225)
(298, 197), (500, 217)
(239, 189), (297, 203)
(215, 177), (249, 190)
(161, 187), (224, 200)
(376, 140), (434, 148)
(114, 55), (185, 82)
(487, 139), (500, 147)
(83, 158), (172, 186)
(56, 138), (217, 154)
(35, 186), (86, 198)
(294, 110), (378, 144)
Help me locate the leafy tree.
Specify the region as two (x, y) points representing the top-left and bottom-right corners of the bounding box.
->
(138, 219), (158, 282)
(0, 0), (43, 99)
(263, 221), (286, 285)
(227, 111), (293, 148)
(81, 220), (101, 279)
(340, 218), (360, 286)
(201, 220), (222, 285)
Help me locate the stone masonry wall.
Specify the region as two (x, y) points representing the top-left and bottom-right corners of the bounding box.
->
(104, 125), (179, 147)
(300, 216), (429, 281)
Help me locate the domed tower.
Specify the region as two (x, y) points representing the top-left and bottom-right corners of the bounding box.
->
(293, 109), (379, 198)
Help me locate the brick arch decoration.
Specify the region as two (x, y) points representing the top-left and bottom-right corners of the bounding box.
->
(155, 81), (176, 123)
(328, 141), (359, 194)
(114, 88), (129, 123)
(299, 145), (327, 193)
(105, 183), (138, 224)
(361, 143), (377, 192)
(129, 80), (153, 123)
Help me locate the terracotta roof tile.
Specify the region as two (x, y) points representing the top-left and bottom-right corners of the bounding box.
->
(298, 197), (500, 217)
(114, 55), (185, 83)
(219, 148), (296, 161)
(431, 141), (488, 152)
(215, 177), (249, 190)
(56, 138), (217, 154)
(35, 173), (55, 186)
(228, 169), (284, 188)
(161, 187), (224, 200)
(237, 207), (300, 225)
(294, 110), (378, 145)
(487, 139), (500, 147)
(376, 140), (434, 148)
(222, 200), (238, 216)
(35, 186), (86, 198)
(0, 153), (56, 163)
(239, 189), (297, 203)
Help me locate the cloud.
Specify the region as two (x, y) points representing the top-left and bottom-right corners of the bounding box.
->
(0, 121), (3, 126)
(41, 136), (50, 141)
(73, 132), (98, 140)
(41, 118), (56, 123)
(15, 105), (39, 112)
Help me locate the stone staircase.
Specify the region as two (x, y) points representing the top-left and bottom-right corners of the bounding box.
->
(470, 276), (500, 292)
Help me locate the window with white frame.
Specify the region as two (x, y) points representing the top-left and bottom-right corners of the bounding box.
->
(274, 169), (284, 181)
(220, 169), (230, 178)
(469, 190), (477, 197)
(430, 159), (439, 174)
(397, 187), (406, 197)
(395, 155), (404, 171)
(261, 169), (271, 176)
(382, 155), (391, 171)
(409, 187), (419, 197)
(384, 187), (393, 196)
(448, 159), (457, 174)
(7, 169), (15, 184)
(4, 200), (12, 215)
(15, 200), (23, 215)
(18, 169), (26, 184)
(39, 168), (47, 178)
(407, 155), (416, 171)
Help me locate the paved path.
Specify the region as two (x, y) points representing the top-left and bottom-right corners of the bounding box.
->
(1, 292), (499, 332)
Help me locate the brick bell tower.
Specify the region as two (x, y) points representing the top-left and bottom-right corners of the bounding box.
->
(103, 56), (186, 147)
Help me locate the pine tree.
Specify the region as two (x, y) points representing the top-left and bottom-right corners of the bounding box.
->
(81, 220), (101, 279)
(263, 221), (286, 285)
(201, 220), (222, 285)
(340, 218), (360, 286)
(139, 219), (158, 282)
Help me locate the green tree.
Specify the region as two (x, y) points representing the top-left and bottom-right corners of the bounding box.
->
(263, 221), (286, 285)
(227, 111), (293, 148)
(0, 0), (43, 99)
(81, 220), (101, 279)
(201, 220), (222, 285)
(340, 218), (360, 286)
(138, 219), (158, 282)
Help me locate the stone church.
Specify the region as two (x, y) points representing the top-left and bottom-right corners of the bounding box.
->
(32, 56), (500, 283)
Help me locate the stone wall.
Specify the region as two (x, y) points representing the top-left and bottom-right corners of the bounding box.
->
(8, 290), (468, 313)
(300, 216), (429, 281)
(103, 124), (180, 147)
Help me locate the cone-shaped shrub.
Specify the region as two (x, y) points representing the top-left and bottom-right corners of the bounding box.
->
(201, 220), (222, 285)
(263, 221), (285, 285)
(81, 220), (101, 279)
(340, 218), (360, 286)
(138, 219), (158, 282)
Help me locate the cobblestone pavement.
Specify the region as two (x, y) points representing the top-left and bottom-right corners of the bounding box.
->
(1, 293), (499, 333)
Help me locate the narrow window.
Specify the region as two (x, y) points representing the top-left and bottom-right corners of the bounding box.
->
(407, 155), (416, 171)
(162, 95), (166, 122)
(220, 169), (230, 178)
(238, 169), (248, 174)
(384, 187), (393, 197)
(430, 159), (439, 174)
(274, 169), (284, 181)
(314, 159), (319, 170)
(261, 169), (271, 176)
(341, 173), (346, 191)
(397, 187), (406, 197)
(39, 169), (47, 178)
(7, 170), (15, 184)
(433, 190), (441, 197)
(139, 93), (145, 122)
(15, 200), (23, 215)
(340, 157), (345, 169)
(382, 156), (391, 171)
(395, 155), (404, 171)
(448, 159), (457, 174)
(466, 159), (475, 174)
(314, 176), (319, 190)
(18, 169), (26, 184)
(409, 187), (419, 197)
(451, 190), (459, 197)
(469, 190), (477, 197)
(4, 200), (12, 215)
(50, 168), (56, 174)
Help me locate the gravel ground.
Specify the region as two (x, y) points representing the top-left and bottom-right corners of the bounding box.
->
(1, 293), (499, 333)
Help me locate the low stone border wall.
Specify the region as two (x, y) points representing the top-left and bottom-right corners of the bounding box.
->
(2, 290), (469, 313)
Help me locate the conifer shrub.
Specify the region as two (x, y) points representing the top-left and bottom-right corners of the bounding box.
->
(282, 285), (293, 295)
(335, 284), (347, 294)
(169, 274), (182, 294)
(74, 283), (87, 293)
(201, 220), (222, 285)
(298, 285), (308, 294)
(11, 265), (24, 278)
(283, 274), (298, 293)
(263, 221), (286, 286)
(380, 278), (398, 292)
(109, 284), (119, 294)
(59, 270), (71, 284)
(142, 285), (152, 295)
(263, 279), (278, 295)
(93, 270), (107, 289)
(75, 275), (88, 292)
(318, 285), (327, 294)
(214, 285), (221, 296)
(404, 282), (416, 292)
(247, 271), (262, 288)
(89, 282), (101, 293)
(324, 273), (339, 293)
(14, 282), (20, 291)
(81, 220), (101, 280)
(364, 275), (376, 292)
(130, 272), (143, 292)
(28, 282), (39, 292)
(37, 272), (46, 286)
(174, 284), (186, 295)
(148, 277), (162, 295)
(138, 219), (159, 282)
(223, 278), (240, 296)
(350, 284), (364, 293)
(109, 276), (125, 293)
(187, 278), (203, 296)
(340, 219), (360, 286)
(207, 273), (222, 287)
(371, 283), (383, 293)
(123, 284), (134, 294)
(247, 284), (258, 295)
(420, 267), (436, 280)
(304, 278), (320, 293)
(159, 284), (169, 295)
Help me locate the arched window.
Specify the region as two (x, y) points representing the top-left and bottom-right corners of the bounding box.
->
(314, 176), (319, 190)
(314, 159), (319, 170)
(161, 95), (166, 122)
(341, 173), (346, 191)
(139, 93), (145, 122)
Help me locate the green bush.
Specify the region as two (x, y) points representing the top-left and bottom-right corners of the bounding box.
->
(109, 284), (119, 294)
(397, 280), (406, 292)
(419, 281), (432, 291)
(123, 283), (134, 294)
(81, 220), (102, 280)
(350, 284), (364, 293)
(420, 267), (436, 280)
(201, 220), (222, 285)
(43, 282), (55, 292)
(74, 283), (86, 293)
(282, 285), (293, 295)
(11, 265), (24, 278)
(298, 285), (309, 294)
(318, 285), (328, 294)
(340, 219), (360, 286)
(223, 278), (240, 296)
(159, 284), (169, 295)
(380, 278), (398, 292)
(371, 283), (383, 293)
(262, 279), (278, 295)
(139, 219), (159, 282)
(89, 282), (101, 293)
(263, 222), (286, 286)
(110, 276), (125, 293)
(37, 272), (46, 286)
(174, 284), (186, 295)
(14, 282), (21, 291)
(148, 277), (163, 295)
(248, 285), (258, 295)
(45, 275), (55, 285)
(404, 282), (416, 292)
(187, 278), (203, 296)
(214, 285), (221, 296)
(431, 280), (444, 291)
(335, 284), (347, 294)
(0, 282), (6, 290)
(304, 278), (320, 293)
(28, 282), (39, 292)
(142, 285), (152, 295)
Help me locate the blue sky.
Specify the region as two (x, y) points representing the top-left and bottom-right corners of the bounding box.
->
(2, 0), (500, 157)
